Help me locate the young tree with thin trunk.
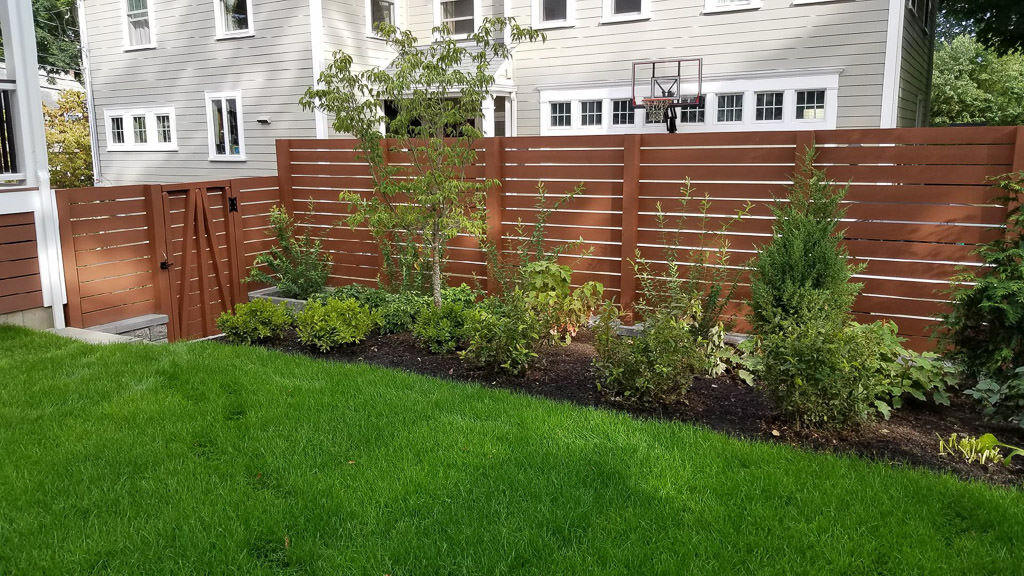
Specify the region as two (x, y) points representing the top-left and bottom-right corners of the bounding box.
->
(300, 18), (543, 307)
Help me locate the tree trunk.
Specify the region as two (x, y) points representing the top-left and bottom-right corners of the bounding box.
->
(431, 222), (443, 308)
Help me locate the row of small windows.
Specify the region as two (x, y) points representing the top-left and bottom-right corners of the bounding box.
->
(106, 93), (245, 161)
(549, 90), (826, 127)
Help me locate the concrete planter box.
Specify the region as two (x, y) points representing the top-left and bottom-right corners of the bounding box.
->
(248, 287), (308, 312)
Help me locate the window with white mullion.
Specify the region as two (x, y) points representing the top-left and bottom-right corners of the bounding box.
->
(105, 107), (178, 151)
(581, 100), (603, 126)
(602, 0), (649, 22)
(110, 117), (126, 145)
(215, 0), (254, 38)
(124, 0), (153, 48)
(206, 93), (245, 160)
(439, 0), (475, 35)
(368, 0), (396, 36)
(717, 93), (743, 123)
(612, 99), (635, 125)
(534, 0), (574, 27)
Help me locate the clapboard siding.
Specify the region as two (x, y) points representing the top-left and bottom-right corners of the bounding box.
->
(82, 0), (318, 185)
(506, 0), (892, 134)
(897, 2), (935, 127)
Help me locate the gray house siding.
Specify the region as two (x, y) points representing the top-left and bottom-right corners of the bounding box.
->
(507, 0), (891, 134)
(897, 1), (935, 127)
(83, 0), (317, 185)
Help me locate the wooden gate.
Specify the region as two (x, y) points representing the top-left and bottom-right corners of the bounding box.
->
(158, 182), (246, 341)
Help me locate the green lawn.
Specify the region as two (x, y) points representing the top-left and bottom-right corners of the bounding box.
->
(0, 326), (1021, 574)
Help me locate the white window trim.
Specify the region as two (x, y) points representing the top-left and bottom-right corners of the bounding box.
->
(213, 0), (255, 39)
(103, 107), (178, 151)
(434, 0), (482, 39)
(715, 93), (745, 124)
(703, 0), (762, 15)
(204, 91), (247, 162)
(532, 0), (576, 30)
(366, 0), (401, 38)
(122, 0), (157, 51)
(538, 71), (839, 135)
(601, 0), (651, 24)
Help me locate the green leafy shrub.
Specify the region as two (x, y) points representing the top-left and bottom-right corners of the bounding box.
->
(315, 284), (391, 310)
(520, 260), (604, 344)
(758, 318), (881, 429)
(375, 291), (430, 334)
(413, 301), (470, 354)
(853, 321), (960, 419)
(748, 149), (863, 333)
(216, 299), (293, 345)
(941, 173), (1024, 424)
(294, 298), (374, 352)
(460, 292), (543, 375)
(246, 205), (333, 299)
(593, 301), (706, 403)
(441, 284), (483, 308)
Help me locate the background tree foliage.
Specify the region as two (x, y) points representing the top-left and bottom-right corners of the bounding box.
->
(930, 34), (1024, 127)
(940, 0), (1024, 55)
(43, 90), (93, 189)
(0, 0), (81, 78)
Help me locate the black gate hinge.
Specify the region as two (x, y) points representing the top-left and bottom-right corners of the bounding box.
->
(228, 197), (239, 213)
(160, 261), (173, 270)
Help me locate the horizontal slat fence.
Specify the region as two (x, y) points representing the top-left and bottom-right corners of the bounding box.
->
(276, 126), (1022, 351)
(0, 212), (44, 314)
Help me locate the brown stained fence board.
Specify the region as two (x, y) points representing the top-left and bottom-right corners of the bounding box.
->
(502, 164), (625, 181)
(860, 277), (951, 300)
(504, 223), (623, 244)
(845, 239), (983, 264)
(288, 139), (366, 150)
(814, 126), (1018, 145)
(70, 214), (150, 236)
(819, 164), (1003, 187)
(0, 291), (43, 315)
(643, 131), (798, 147)
(0, 258), (40, 280)
(639, 164), (801, 182)
(0, 275), (43, 296)
(58, 185), (148, 204)
(75, 258), (154, 283)
(641, 147), (797, 165)
(503, 148), (625, 165)
(68, 198), (149, 220)
(843, 184), (1000, 205)
(79, 272), (153, 298)
(815, 144), (1015, 166)
(0, 241), (38, 262)
(79, 286), (157, 315)
(506, 135), (626, 149)
(291, 163), (374, 178)
(854, 295), (949, 319)
(504, 195), (624, 212)
(0, 223), (36, 244)
(0, 212), (35, 227)
(638, 181), (783, 199)
(81, 300), (156, 327)
(289, 150), (366, 163)
(74, 243), (154, 267)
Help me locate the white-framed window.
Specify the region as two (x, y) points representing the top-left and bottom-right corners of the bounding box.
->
(436, 0), (479, 36)
(679, 103), (706, 124)
(214, 0), (254, 39)
(612, 99), (635, 125)
(717, 94), (743, 123)
(205, 92), (245, 160)
(755, 91), (784, 122)
(104, 107), (177, 151)
(795, 90), (826, 120)
(550, 102), (572, 128)
(703, 0), (762, 14)
(123, 0), (155, 50)
(367, 0), (396, 36)
(602, 0), (650, 24)
(908, 0), (933, 34)
(533, 0), (575, 28)
(581, 100), (603, 126)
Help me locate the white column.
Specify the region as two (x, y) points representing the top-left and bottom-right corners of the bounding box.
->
(481, 96), (496, 137)
(1, 0), (66, 329)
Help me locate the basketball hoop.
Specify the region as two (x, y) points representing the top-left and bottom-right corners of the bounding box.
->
(643, 98), (674, 123)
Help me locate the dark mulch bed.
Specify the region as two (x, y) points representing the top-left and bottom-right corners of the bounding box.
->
(255, 329), (1024, 487)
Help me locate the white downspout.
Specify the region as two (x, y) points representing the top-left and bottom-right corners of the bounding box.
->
(309, 0), (328, 138)
(77, 0), (102, 184)
(880, 0), (906, 128)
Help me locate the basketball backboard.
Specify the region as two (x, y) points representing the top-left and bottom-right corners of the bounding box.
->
(631, 58), (704, 109)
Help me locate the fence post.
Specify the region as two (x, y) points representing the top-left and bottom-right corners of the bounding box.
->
(54, 189), (83, 328)
(795, 131), (815, 168)
(275, 139), (295, 214)
(484, 137), (504, 294)
(146, 184), (177, 341)
(1008, 126), (1024, 240)
(620, 134), (641, 324)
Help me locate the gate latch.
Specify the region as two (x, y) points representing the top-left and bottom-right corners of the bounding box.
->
(228, 197), (238, 213)
(160, 261), (173, 270)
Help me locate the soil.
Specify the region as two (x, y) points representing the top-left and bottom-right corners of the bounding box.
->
(255, 329), (1024, 487)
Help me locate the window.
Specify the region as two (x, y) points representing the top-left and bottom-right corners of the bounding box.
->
(206, 93), (245, 160)
(215, 0), (254, 38)
(612, 99), (635, 125)
(439, 0), (475, 35)
(157, 114), (173, 143)
(717, 94), (743, 123)
(796, 90), (825, 120)
(581, 101), (602, 126)
(105, 107), (177, 151)
(124, 0), (153, 48)
(602, 0), (648, 22)
(704, 0), (762, 13)
(678, 103), (705, 124)
(368, 0), (395, 35)
(909, 0), (933, 33)
(755, 92), (784, 121)
(132, 116), (148, 144)
(111, 117), (125, 145)
(550, 102), (571, 127)
(534, 0), (574, 27)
